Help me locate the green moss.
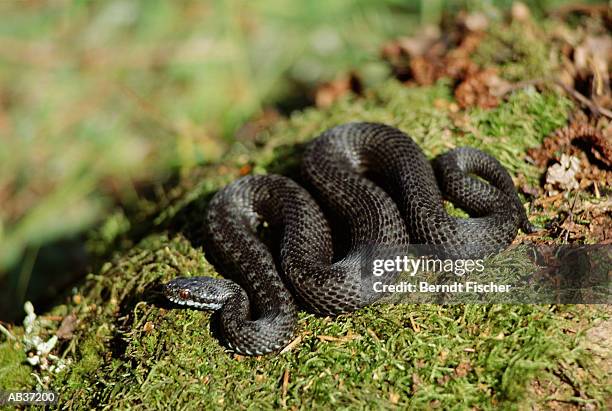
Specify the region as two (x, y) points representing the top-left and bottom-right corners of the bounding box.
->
(0, 61), (604, 411)
(473, 21), (551, 82)
(0, 339), (32, 390)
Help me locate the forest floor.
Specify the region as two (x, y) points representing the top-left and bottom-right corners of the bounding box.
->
(1, 5), (610, 410)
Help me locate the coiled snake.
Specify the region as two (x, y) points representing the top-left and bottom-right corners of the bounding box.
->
(164, 122), (533, 355)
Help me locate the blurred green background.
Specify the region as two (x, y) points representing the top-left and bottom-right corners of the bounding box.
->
(0, 0), (586, 319)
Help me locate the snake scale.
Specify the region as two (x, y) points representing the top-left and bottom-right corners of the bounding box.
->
(164, 122), (533, 355)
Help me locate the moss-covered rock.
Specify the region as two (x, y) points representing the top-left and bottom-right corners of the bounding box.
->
(1, 77), (609, 409)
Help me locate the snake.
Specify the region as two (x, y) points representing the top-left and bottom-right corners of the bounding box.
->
(164, 122), (533, 356)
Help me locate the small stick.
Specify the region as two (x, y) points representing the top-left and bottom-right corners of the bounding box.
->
(0, 323), (16, 340)
(281, 368), (290, 407)
(280, 335), (302, 354)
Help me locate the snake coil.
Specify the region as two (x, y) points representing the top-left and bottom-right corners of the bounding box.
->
(165, 122), (532, 355)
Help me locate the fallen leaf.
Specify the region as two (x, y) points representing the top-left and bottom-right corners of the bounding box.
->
(454, 360), (472, 377)
(315, 71), (362, 108)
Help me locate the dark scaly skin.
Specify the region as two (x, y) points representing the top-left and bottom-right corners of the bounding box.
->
(164, 122), (533, 355)
(305, 123), (533, 259)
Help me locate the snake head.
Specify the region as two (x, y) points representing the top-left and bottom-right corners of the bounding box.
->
(164, 276), (234, 310)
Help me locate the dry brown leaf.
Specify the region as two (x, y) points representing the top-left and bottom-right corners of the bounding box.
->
(455, 69), (506, 109)
(314, 72), (362, 108)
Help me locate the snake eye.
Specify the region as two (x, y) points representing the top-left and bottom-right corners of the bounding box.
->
(179, 289), (191, 300)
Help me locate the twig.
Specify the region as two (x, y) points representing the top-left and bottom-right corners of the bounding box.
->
(0, 323), (16, 340)
(555, 81), (612, 120)
(281, 368), (290, 407)
(563, 192), (579, 243)
(280, 335), (302, 354)
(409, 313), (420, 333)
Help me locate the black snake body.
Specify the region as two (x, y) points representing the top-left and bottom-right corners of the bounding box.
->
(165, 122), (533, 355)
